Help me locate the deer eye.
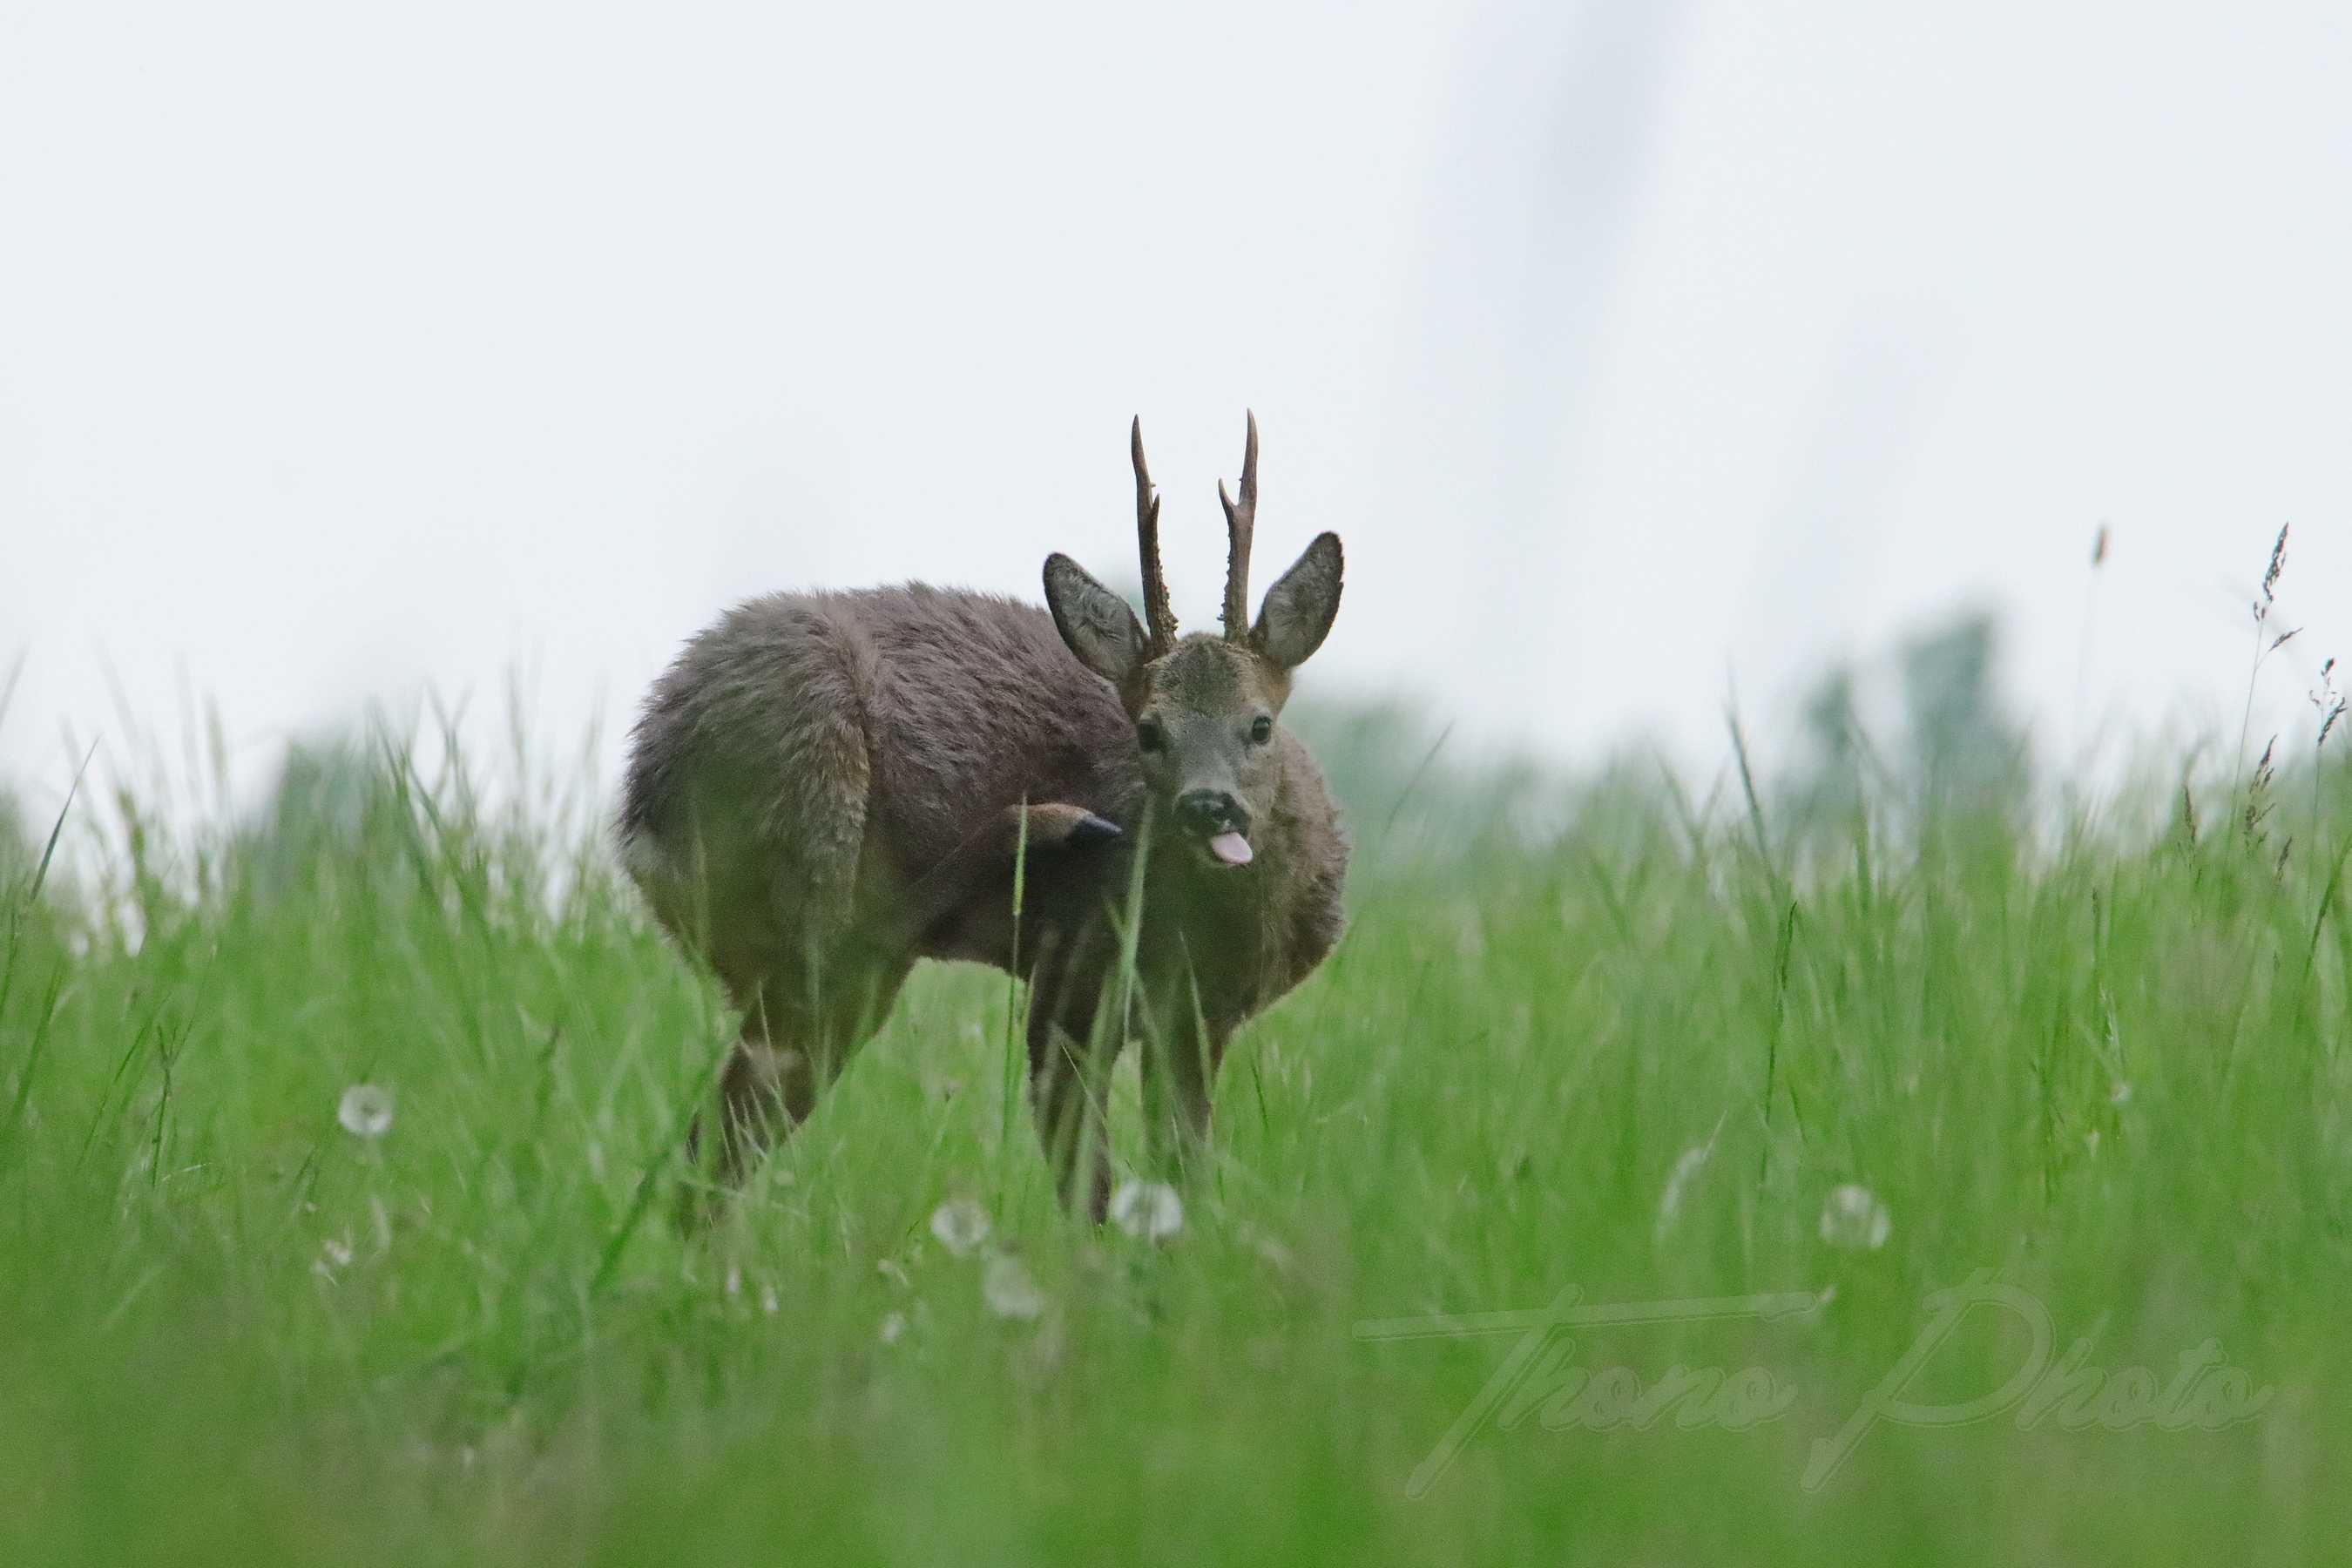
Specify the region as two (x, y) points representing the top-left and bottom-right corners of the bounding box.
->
(1249, 715), (1274, 745)
(1136, 717), (1166, 753)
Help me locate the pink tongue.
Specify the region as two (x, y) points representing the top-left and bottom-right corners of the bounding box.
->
(1207, 831), (1254, 867)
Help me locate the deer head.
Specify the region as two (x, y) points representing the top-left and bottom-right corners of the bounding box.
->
(1043, 413), (1344, 870)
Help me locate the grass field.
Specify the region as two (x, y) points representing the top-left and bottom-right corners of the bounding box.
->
(3, 708), (2349, 1565)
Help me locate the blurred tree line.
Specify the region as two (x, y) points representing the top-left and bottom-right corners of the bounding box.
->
(1779, 609), (2030, 841)
(10, 604), (2352, 904)
(0, 788), (26, 881)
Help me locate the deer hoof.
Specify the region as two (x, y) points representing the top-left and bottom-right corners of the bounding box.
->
(1068, 812), (1122, 845)
(1016, 803), (1122, 848)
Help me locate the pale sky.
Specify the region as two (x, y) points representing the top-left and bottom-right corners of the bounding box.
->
(4, 0), (2347, 827)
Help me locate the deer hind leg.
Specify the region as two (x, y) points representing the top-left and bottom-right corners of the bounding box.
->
(698, 605), (886, 1179)
(1026, 932), (1117, 1221)
(706, 983), (820, 1189)
(689, 944), (910, 1203)
(1031, 1024), (1113, 1222)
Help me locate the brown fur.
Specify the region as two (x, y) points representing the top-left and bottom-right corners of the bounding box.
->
(621, 420), (1348, 1218)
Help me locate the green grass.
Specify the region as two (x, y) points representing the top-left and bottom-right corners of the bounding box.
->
(3, 733), (2349, 1565)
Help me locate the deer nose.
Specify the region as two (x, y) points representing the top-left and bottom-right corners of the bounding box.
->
(1175, 789), (1248, 839)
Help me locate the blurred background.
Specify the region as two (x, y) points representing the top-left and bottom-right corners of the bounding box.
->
(4, 0), (2348, 827)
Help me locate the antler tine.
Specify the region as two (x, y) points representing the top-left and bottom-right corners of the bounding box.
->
(1217, 409), (1258, 639)
(1132, 416), (1179, 654)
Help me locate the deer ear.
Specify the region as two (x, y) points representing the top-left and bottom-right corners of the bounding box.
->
(1043, 554), (1148, 685)
(1252, 532), (1343, 670)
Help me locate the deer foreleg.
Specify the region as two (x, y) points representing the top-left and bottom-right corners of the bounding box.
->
(1143, 1006), (1226, 1180)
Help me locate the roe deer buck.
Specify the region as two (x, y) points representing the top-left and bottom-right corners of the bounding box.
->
(620, 414), (1348, 1218)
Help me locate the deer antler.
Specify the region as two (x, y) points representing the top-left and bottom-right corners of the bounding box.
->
(1132, 416), (1179, 655)
(1217, 410), (1258, 640)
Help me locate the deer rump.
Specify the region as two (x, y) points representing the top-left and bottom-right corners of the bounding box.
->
(622, 582), (1143, 973)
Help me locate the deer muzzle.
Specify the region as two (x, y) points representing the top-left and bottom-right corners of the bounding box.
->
(1175, 790), (1254, 868)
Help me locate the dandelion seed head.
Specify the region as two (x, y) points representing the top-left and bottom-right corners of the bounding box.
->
(878, 1310), (908, 1345)
(1818, 1184), (1891, 1251)
(929, 1197), (991, 1259)
(1107, 1180), (1185, 1243)
(981, 1254), (1046, 1321)
(336, 1085), (395, 1139)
